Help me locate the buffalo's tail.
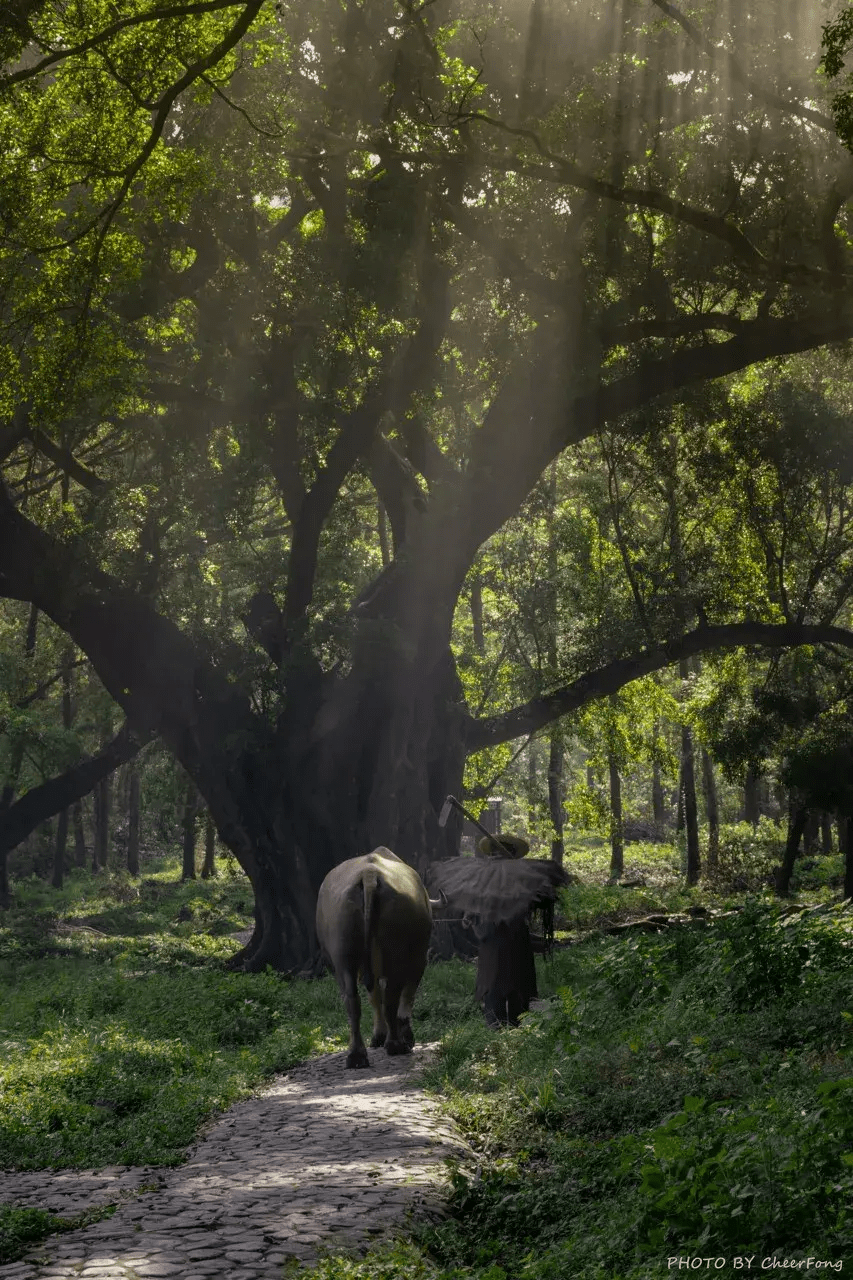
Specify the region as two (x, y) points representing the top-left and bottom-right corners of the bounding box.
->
(361, 865), (380, 991)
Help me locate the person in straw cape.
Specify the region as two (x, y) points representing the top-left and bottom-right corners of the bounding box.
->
(429, 832), (569, 1026)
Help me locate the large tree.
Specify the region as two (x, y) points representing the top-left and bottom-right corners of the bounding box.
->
(3, 0), (853, 969)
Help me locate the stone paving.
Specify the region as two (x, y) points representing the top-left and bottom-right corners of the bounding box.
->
(0, 1045), (472, 1279)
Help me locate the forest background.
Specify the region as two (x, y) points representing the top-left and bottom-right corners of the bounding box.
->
(4, 2), (853, 1275)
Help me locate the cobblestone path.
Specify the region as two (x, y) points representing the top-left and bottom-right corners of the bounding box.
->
(0, 1045), (471, 1279)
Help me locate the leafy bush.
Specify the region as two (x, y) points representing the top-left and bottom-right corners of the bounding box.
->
(626, 1082), (853, 1255)
(712, 819), (786, 891)
(418, 894), (853, 1280)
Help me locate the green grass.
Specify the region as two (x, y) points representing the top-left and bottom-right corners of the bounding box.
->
(409, 897), (853, 1279)
(0, 1203), (115, 1265)
(0, 854), (479, 1171)
(292, 831), (853, 1279)
(0, 856), (346, 1168)
(4, 834), (853, 1278)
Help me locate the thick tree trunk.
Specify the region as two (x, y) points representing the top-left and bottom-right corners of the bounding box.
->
(608, 754), (623, 881)
(201, 811), (216, 878)
(844, 816), (853, 901)
(228, 645), (468, 973)
(700, 748), (719, 874)
(182, 778), (198, 881)
(548, 731), (565, 865)
(776, 805), (808, 896)
(127, 759), (140, 876)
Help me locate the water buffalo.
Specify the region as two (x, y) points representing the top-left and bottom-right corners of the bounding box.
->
(316, 847), (438, 1069)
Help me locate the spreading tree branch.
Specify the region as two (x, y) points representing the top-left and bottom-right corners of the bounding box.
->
(467, 622), (853, 750)
(368, 430), (427, 550)
(36, 1), (264, 255)
(0, 475), (255, 772)
(2, 1), (256, 86)
(447, 124), (845, 287)
(283, 258), (454, 628)
(0, 722), (152, 859)
(27, 428), (108, 494)
(462, 308), (853, 564)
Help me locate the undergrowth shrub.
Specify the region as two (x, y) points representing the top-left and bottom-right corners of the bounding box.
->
(711, 819), (785, 891)
(419, 898), (853, 1280)
(626, 1081), (853, 1255)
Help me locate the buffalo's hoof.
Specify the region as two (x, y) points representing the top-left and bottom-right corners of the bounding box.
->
(385, 1038), (413, 1057)
(369, 1031), (387, 1048)
(346, 1047), (370, 1069)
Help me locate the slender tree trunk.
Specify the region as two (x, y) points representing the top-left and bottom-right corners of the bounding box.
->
(72, 800), (87, 867)
(527, 739), (537, 833)
(844, 816), (853, 901)
(92, 693), (113, 871)
(680, 720), (700, 885)
(608, 754), (623, 881)
(52, 644), (75, 890)
(803, 811), (820, 855)
(547, 731), (565, 865)
(676, 656), (701, 885)
(743, 765), (760, 827)
(776, 805), (809, 896)
(202, 811), (216, 878)
(182, 777), (198, 880)
(820, 812), (833, 855)
(52, 808), (68, 889)
(700, 748), (719, 874)
(470, 574), (485, 656)
(127, 759), (140, 876)
(544, 458), (563, 863)
(93, 776), (110, 871)
(652, 756), (665, 825)
(0, 604), (39, 906)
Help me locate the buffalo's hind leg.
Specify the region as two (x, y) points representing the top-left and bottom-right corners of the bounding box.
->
(368, 977), (388, 1048)
(383, 980), (411, 1056)
(341, 971), (370, 1069)
(395, 981), (418, 1048)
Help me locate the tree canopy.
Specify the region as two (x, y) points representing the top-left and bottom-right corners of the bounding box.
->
(3, 0), (853, 968)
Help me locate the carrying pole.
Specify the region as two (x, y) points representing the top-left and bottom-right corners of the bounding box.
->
(438, 794), (516, 857)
